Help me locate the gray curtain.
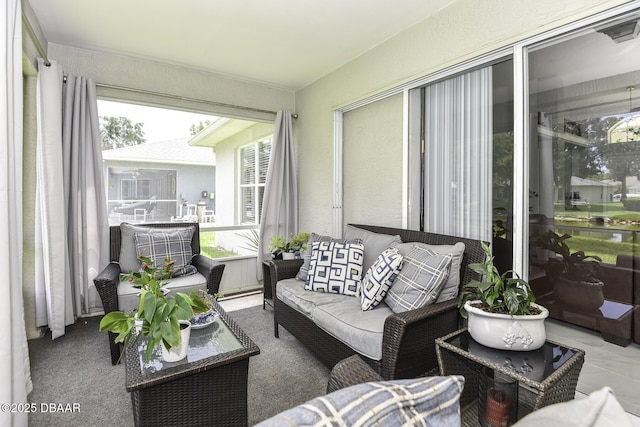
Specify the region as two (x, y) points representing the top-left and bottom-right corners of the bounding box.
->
(258, 111), (298, 276)
(36, 61), (109, 338)
(62, 75), (109, 317)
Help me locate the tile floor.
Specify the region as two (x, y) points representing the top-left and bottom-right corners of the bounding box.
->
(545, 318), (640, 425)
(220, 293), (640, 425)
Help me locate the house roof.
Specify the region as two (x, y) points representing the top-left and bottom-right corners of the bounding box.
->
(571, 176), (617, 187)
(102, 138), (215, 166)
(189, 118), (273, 148)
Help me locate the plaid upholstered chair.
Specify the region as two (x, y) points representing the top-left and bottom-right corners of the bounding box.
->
(94, 222), (225, 364)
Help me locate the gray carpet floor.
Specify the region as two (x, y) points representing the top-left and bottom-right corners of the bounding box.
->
(27, 304), (330, 426)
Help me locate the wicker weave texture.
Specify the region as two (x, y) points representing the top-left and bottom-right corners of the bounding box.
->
(270, 224), (487, 380)
(326, 355), (384, 393)
(125, 299), (259, 427)
(436, 329), (585, 424)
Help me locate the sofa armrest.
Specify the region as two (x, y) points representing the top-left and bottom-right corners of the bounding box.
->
(269, 259), (304, 281)
(191, 254), (226, 296)
(94, 262), (122, 314)
(380, 299), (459, 380)
(266, 259), (304, 298)
(326, 355), (383, 393)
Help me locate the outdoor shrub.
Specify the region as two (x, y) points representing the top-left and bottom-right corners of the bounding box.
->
(622, 198), (640, 212)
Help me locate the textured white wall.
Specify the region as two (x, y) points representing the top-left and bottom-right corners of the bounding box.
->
(47, 43), (296, 116)
(343, 94), (404, 228)
(295, 0), (630, 236)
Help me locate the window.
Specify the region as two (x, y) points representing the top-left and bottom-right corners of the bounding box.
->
(407, 60), (513, 248)
(98, 99), (274, 258)
(239, 137), (271, 224)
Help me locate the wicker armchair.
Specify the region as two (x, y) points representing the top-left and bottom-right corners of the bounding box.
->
(94, 222), (225, 365)
(327, 355), (384, 393)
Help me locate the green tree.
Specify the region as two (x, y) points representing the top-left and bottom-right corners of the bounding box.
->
(100, 116), (146, 150)
(587, 116), (640, 200)
(189, 120), (212, 136)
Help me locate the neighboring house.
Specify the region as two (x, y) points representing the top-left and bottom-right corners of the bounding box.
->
(188, 118), (274, 226)
(564, 176), (618, 204)
(102, 137), (216, 224)
(189, 117), (274, 251)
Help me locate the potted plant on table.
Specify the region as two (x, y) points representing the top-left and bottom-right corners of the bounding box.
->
(269, 231), (310, 260)
(458, 242), (549, 351)
(99, 254), (210, 363)
(534, 230), (604, 311)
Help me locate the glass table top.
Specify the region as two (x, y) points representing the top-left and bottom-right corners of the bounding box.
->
(137, 312), (244, 377)
(444, 330), (577, 383)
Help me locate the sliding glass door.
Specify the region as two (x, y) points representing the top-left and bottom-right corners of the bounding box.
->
(526, 13), (640, 307)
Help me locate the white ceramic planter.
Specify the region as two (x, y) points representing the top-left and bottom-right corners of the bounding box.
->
(282, 252), (295, 260)
(465, 301), (549, 351)
(161, 320), (191, 362)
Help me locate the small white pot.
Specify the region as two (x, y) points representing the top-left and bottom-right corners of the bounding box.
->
(282, 252), (296, 260)
(465, 301), (549, 351)
(161, 320), (191, 362)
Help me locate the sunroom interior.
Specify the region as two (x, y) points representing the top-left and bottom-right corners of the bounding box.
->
(8, 0), (640, 424)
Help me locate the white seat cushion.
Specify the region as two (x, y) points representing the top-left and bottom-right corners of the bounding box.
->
(117, 272), (207, 313)
(276, 278), (348, 318)
(313, 297), (392, 360)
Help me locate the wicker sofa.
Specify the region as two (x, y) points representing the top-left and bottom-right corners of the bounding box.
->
(266, 224), (485, 380)
(94, 222), (226, 364)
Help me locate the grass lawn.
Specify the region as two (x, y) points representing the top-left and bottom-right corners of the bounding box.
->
(199, 231), (238, 258)
(554, 202), (640, 221)
(564, 235), (638, 265)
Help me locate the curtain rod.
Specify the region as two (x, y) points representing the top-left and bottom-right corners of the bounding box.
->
(22, 11), (51, 66)
(96, 82), (298, 119)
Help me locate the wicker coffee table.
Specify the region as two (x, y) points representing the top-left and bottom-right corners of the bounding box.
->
(436, 329), (585, 426)
(125, 299), (260, 427)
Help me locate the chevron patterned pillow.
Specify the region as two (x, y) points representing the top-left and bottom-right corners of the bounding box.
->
(360, 247), (404, 311)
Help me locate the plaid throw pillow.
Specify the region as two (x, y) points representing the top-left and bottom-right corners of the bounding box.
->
(255, 375), (464, 427)
(360, 247), (404, 311)
(133, 229), (196, 277)
(385, 245), (452, 313)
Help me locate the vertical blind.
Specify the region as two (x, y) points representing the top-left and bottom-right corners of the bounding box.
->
(412, 67), (493, 242)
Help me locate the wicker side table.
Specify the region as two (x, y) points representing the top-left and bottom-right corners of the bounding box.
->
(436, 329), (585, 426)
(125, 299), (260, 427)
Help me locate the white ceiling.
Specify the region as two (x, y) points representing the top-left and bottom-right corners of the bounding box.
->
(27, 0), (456, 90)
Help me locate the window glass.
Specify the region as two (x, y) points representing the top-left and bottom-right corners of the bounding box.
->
(98, 99), (274, 257)
(526, 15), (640, 330)
(239, 137), (272, 224)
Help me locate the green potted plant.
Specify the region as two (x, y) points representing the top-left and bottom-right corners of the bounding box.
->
(269, 231), (310, 260)
(99, 254), (210, 363)
(458, 242), (548, 351)
(534, 229), (604, 310)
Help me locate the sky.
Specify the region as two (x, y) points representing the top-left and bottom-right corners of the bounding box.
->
(97, 100), (218, 143)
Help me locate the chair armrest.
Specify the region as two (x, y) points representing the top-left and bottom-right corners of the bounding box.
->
(380, 299), (459, 380)
(192, 254), (226, 295)
(598, 264), (634, 303)
(93, 262), (122, 314)
(326, 355), (383, 393)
